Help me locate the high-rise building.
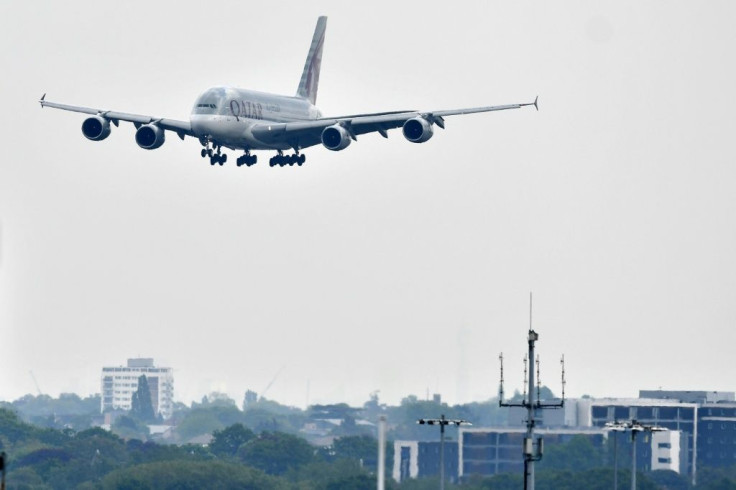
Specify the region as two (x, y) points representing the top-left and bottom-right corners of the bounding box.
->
(101, 358), (174, 419)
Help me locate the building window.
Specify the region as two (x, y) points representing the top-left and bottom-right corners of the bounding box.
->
(658, 458), (671, 464)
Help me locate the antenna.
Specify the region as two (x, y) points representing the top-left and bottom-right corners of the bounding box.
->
(529, 292), (533, 331)
(523, 354), (528, 405)
(560, 355), (566, 402)
(536, 354), (541, 407)
(498, 353), (505, 402)
(499, 295), (566, 490)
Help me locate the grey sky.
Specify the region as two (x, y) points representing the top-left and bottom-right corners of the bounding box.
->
(1, 1), (735, 408)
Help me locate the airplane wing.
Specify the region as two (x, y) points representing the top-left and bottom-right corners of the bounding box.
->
(39, 95), (194, 140)
(250, 97), (538, 150)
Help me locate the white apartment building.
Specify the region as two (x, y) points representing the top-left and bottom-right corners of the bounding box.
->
(101, 358), (174, 419)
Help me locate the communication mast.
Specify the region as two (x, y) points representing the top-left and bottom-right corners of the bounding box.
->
(498, 294), (566, 490)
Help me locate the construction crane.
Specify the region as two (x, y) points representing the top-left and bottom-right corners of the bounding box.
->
(29, 371), (43, 396)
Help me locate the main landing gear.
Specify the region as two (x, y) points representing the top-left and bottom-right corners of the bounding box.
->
(200, 144), (227, 166)
(269, 151), (306, 167)
(237, 152), (257, 167)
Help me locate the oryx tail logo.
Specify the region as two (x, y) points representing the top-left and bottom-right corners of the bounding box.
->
(297, 16), (327, 105)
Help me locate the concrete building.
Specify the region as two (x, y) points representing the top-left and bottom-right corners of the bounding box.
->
(393, 440), (459, 483)
(651, 430), (682, 473)
(639, 390), (735, 404)
(696, 403), (736, 469)
(590, 398), (695, 476)
(459, 427), (608, 478)
(588, 391), (736, 482)
(101, 358), (174, 419)
(457, 423), (684, 478)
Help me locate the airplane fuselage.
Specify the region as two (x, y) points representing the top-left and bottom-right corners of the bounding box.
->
(189, 86), (322, 151)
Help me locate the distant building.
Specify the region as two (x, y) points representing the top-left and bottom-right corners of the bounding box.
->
(101, 358), (174, 419)
(590, 397), (698, 477)
(696, 403), (736, 469)
(393, 440), (459, 483)
(636, 390), (736, 471)
(459, 427), (609, 478)
(243, 389), (258, 409)
(639, 390), (735, 404)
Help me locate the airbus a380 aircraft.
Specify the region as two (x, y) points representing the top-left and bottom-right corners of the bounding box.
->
(40, 16), (537, 168)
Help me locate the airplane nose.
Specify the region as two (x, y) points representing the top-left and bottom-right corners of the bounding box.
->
(190, 115), (214, 138)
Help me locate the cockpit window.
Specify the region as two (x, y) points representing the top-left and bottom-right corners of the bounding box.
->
(192, 87), (229, 115)
(193, 102), (218, 114)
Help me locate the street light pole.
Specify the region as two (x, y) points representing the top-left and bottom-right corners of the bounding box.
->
(631, 430), (637, 490)
(613, 430), (618, 490)
(605, 420), (666, 490)
(377, 415), (386, 490)
(1, 451), (6, 490)
(440, 416), (445, 489)
(417, 415), (471, 490)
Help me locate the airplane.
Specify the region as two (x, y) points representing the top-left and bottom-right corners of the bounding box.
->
(39, 16), (537, 168)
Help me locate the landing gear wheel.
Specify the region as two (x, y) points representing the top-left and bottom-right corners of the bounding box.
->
(201, 149), (207, 158)
(298, 154), (306, 166)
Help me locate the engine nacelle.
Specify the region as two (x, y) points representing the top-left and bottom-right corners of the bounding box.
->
(135, 124), (165, 150)
(321, 124), (351, 151)
(81, 116), (111, 141)
(402, 117), (434, 143)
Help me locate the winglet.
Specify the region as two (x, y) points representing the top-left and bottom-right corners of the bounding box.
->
(39, 93), (46, 107)
(533, 95), (538, 111)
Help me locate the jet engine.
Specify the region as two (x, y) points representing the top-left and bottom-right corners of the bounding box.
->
(402, 117), (434, 143)
(135, 124), (165, 150)
(321, 124), (351, 151)
(81, 116), (111, 141)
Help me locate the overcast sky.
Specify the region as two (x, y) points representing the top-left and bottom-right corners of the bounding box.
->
(1, 1), (735, 409)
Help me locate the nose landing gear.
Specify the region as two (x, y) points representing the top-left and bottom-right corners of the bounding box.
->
(199, 140), (227, 166)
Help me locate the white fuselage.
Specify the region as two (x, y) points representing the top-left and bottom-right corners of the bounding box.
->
(189, 86), (322, 150)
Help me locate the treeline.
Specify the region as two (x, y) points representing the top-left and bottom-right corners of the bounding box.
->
(1, 391), (507, 444)
(3, 407), (736, 489)
(4, 392), (736, 489)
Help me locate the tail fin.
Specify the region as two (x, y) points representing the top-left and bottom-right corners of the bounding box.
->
(296, 16), (327, 105)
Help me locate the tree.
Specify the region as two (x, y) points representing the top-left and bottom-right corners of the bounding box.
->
(100, 460), (287, 490)
(175, 405), (245, 442)
(131, 376), (155, 423)
(288, 459), (370, 488)
(112, 415), (151, 441)
(210, 423), (255, 457)
(537, 434), (605, 471)
(647, 469), (692, 490)
(328, 435), (392, 471)
(238, 431), (314, 475)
